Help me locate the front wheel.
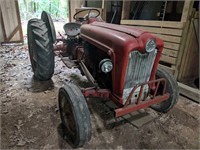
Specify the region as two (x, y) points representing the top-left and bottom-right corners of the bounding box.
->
(151, 67), (179, 112)
(58, 83), (92, 148)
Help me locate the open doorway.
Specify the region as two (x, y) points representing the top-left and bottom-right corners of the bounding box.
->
(18, 0), (69, 43)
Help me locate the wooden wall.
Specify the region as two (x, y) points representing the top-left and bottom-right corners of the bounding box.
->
(0, 0), (23, 43)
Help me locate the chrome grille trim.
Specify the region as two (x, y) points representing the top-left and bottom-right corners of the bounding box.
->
(123, 49), (157, 104)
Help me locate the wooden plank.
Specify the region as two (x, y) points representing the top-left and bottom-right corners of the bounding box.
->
(181, 0), (194, 22)
(101, 0), (106, 20)
(15, 0), (23, 42)
(176, 3), (195, 78)
(179, 18), (199, 81)
(120, 20), (184, 29)
(68, 0), (72, 22)
(121, 0), (131, 20)
(158, 64), (175, 75)
(69, 0), (84, 22)
(5, 25), (19, 42)
(0, 6), (6, 42)
(174, 21), (190, 79)
(164, 42), (180, 50)
(135, 26), (183, 36)
(178, 20), (193, 80)
(0, 0), (21, 42)
(194, 11), (199, 19)
(178, 82), (199, 103)
(162, 48), (178, 57)
(160, 55), (176, 65)
(153, 34), (181, 43)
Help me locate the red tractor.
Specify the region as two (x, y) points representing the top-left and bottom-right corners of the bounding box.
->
(27, 10), (179, 148)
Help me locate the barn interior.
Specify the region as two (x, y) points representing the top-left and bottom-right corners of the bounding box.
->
(0, 0), (199, 149)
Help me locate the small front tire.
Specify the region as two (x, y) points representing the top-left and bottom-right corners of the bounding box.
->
(58, 83), (92, 148)
(151, 67), (179, 112)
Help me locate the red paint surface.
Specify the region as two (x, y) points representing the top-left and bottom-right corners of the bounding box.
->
(80, 22), (164, 105)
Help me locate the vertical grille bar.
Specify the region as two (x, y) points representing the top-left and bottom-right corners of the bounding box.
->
(123, 50), (157, 104)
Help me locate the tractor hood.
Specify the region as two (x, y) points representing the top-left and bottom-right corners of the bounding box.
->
(80, 22), (164, 101)
(88, 22), (147, 38)
(80, 22), (152, 54)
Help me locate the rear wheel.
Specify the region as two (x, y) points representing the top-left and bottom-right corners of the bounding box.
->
(151, 67), (179, 112)
(27, 18), (54, 80)
(58, 83), (92, 148)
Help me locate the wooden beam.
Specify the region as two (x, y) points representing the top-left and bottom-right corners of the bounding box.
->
(15, 0), (23, 42)
(69, 0), (84, 22)
(121, 0), (131, 20)
(1, 40), (23, 45)
(164, 42), (180, 51)
(153, 34), (181, 43)
(101, 0), (106, 21)
(163, 48), (178, 57)
(136, 26), (183, 36)
(0, 6), (6, 42)
(178, 82), (199, 103)
(181, 0), (194, 22)
(120, 20), (185, 29)
(160, 55), (176, 65)
(5, 25), (19, 42)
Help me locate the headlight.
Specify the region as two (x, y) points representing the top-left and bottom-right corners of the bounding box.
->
(99, 59), (113, 73)
(146, 39), (156, 52)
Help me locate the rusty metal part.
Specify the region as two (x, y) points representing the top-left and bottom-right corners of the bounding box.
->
(54, 49), (78, 68)
(79, 60), (98, 87)
(54, 43), (67, 52)
(82, 87), (110, 98)
(124, 78), (166, 106)
(114, 78), (168, 117)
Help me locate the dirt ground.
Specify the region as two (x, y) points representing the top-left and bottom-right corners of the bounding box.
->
(0, 45), (199, 149)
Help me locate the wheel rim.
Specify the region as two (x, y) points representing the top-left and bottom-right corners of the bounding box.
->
(59, 91), (77, 141)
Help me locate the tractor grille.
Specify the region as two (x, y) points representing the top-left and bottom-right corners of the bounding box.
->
(123, 49), (157, 104)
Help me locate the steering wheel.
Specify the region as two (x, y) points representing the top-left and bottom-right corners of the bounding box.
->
(73, 8), (100, 22)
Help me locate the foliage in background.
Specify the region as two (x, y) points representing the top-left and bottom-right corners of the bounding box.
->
(18, 0), (68, 21)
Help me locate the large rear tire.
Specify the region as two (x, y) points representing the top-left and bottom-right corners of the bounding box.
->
(58, 83), (92, 148)
(27, 18), (54, 81)
(151, 67), (179, 112)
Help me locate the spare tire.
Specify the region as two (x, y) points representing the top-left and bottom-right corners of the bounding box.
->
(27, 18), (54, 80)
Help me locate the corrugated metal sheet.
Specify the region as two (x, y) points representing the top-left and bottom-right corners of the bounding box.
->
(0, 0), (23, 43)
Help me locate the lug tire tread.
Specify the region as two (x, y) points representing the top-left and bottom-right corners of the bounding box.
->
(27, 18), (54, 80)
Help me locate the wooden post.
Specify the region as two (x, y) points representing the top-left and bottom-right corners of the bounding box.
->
(121, 0), (131, 20)
(0, 6), (6, 42)
(15, 0), (23, 42)
(101, 0), (107, 21)
(68, 0), (84, 22)
(174, 0), (194, 79)
(181, 0), (194, 22)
